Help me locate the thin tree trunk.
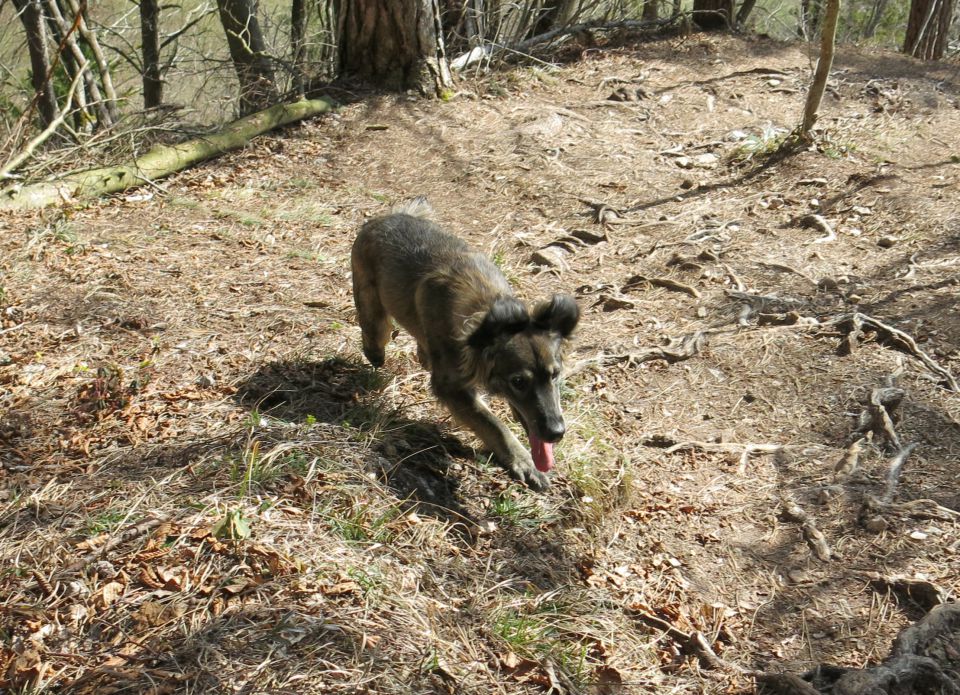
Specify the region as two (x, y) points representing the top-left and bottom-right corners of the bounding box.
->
(139, 0), (163, 108)
(0, 97), (333, 210)
(65, 0), (118, 122)
(45, 0), (107, 129)
(216, 0), (280, 115)
(862, 0), (889, 38)
(336, 0), (453, 96)
(735, 0), (758, 26)
(291, 0), (307, 95)
(692, 0), (733, 29)
(643, 0), (659, 21)
(800, 0), (840, 138)
(904, 0), (955, 60)
(12, 0), (60, 128)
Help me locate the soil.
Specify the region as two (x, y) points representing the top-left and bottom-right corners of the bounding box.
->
(1, 33), (959, 694)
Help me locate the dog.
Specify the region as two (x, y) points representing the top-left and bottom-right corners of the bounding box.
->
(351, 198), (579, 490)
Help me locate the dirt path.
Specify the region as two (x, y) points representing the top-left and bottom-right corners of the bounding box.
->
(1, 34), (958, 693)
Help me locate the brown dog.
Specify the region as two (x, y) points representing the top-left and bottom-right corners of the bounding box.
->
(351, 199), (579, 490)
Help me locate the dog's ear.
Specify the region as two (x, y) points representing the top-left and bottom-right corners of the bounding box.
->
(532, 294), (580, 338)
(467, 297), (529, 349)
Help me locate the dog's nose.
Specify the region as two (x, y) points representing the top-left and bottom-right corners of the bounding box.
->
(542, 420), (565, 443)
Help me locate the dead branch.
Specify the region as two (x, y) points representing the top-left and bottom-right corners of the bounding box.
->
(860, 443), (919, 532)
(67, 515), (170, 570)
(834, 313), (959, 391)
(0, 97), (334, 209)
(661, 441), (783, 475)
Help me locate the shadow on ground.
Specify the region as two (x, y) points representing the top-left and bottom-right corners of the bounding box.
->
(234, 356), (482, 527)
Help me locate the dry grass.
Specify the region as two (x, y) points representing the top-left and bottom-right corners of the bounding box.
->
(2, 33), (960, 694)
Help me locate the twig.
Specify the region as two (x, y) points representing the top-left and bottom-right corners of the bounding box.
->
(67, 515), (169, 570)
(662, 441), (782, 475)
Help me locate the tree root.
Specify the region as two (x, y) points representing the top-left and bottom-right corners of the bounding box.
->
(780, 493), (832, 561)
(835, 313), (958, 391)
(567, 329), (717, 376)
(763, 603), (960, 695)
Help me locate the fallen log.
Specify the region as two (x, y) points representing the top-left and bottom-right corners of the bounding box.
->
(0, 97), (334, 210)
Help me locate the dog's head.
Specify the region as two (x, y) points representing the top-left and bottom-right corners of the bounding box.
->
(464, 294), (580, 472)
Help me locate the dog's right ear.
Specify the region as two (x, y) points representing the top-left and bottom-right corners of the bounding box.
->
(532, 294), (580, 338)
(466, 297), (529, 349)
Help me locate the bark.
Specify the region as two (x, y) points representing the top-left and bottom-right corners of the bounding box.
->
(903, 0), (956, 60)
(799, 0), (840, 137)
(0, 97), (334, 210)
(139, 0), (163, 108)
(336, 0), (453, 96)
(643, 0), (659, 21)
(692, 0), (733, 29)
(11, 0), (60, 128)
(45, 0), (107, 129)
(862, 0), (889, 39)
(530, 0), (580, 37)
(735, 0), (758, 26)
(64, 0), (118, 122)
(291, 0), (307, 94)
(798, 0), (823, 38)
(216, 0), (280, 115)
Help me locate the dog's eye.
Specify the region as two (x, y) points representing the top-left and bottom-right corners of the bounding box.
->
(510, 375), (530, 392)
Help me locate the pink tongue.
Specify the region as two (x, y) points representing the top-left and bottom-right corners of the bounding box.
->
(529, 434), (555, 472)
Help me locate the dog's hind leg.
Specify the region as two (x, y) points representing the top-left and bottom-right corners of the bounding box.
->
(351, 262), (391, 368)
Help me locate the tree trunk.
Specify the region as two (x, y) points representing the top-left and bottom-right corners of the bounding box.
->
(735, 0), (759, 26)
(140, 0), (163, 108)
(862, 0), (889, 38)
(798, 0), (824, 38)
(12, 0), (60, 128)
(45, 0), (107, 129)
(64, 0), (119, 122)
(291, 0), (307, 95)
(530, 0), (580, 37)
(643, 0), (659, 21)
(799, 0), (840, 138)
(336, 0), (453, 96)
(692, 0), (733, 29)
(216, 0), (280, 115)
(903, 0), (955, 60)
(0, 97), (334, 210)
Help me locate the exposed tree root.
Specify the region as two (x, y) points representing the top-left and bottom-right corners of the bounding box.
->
(761, 604), (960, 695)
(836, 313), (958, 391)
(622, 274), (701, 298)
(833, 435), (868, 481)
(780, 493), (832, 561)
(568, 329), (718, 376)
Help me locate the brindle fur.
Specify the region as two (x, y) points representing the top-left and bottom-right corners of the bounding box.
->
(351, 199), (579, 490)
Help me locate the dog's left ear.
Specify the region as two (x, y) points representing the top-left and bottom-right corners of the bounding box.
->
(532, 294), (580, 338)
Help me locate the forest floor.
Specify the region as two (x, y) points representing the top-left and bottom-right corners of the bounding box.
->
(1, 32), (959, 695)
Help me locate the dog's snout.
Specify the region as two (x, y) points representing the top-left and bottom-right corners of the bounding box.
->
(542, 420), (565, 443)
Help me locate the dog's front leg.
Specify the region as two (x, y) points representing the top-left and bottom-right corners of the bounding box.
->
(435, 384), (548, 491)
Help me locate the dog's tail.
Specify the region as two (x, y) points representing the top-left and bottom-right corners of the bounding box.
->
(391, 195), (433, 219)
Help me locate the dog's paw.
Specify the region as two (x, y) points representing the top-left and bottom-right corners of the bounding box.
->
(362, 347), (385, 368)
(501, 452), (550, 492)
